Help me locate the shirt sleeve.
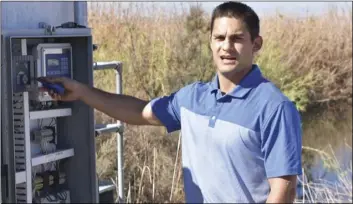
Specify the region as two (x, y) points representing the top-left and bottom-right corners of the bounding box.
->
(150, 92), (181, 133)
(150, 83), (195, 133)
(261, 101), (303, 178)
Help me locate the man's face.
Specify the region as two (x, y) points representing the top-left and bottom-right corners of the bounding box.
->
(210, 17), (261, 76)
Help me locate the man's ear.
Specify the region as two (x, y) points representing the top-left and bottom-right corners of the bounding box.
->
(253, 36), (263, 53)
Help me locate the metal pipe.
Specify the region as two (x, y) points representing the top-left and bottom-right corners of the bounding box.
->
(115, 64), (124, 203)
(0, 2), (2, 202)
(93, 61), (124, 202)
(74, 1), (88, 27)
(95, 124), (123, 137)
(93, 61), (122, 71)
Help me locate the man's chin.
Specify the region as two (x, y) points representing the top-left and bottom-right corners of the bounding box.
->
(217, 65), (252, 80)
(217, 66), (243, 75)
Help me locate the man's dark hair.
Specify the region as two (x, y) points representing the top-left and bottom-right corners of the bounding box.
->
(211, 1), (260, 41)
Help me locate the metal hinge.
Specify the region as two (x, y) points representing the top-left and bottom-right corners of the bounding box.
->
(38, 22), (56, 35)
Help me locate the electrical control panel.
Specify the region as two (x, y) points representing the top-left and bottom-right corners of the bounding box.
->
(31, 43), (73, 102)
(1, 28), (97, 203)
(33, 43), (72, 80)
(11, 42), (73, 102)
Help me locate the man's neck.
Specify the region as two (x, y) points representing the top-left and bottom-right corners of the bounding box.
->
(217, 66), (252, 94)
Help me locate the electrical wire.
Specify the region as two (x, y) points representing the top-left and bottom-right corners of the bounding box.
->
(42, 161), (56, 172)
(39, 126), (56, 154)
(56, 191), (67, 201)
(45, 192), (57, 202)
(48, 118), (56, 127)
(40, 140), (56, 154)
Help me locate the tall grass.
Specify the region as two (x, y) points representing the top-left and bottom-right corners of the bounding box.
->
(88, 2), (352, 203)
(257, 5), (352, 111)
(298, 144), (352, 203)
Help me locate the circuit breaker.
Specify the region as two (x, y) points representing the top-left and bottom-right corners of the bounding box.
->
(1, 28), (97, 203)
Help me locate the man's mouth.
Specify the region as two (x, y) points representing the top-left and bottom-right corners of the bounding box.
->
(220, 56), (237, 64)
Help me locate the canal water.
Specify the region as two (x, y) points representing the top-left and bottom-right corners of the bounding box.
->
(296, 142), (352, 202)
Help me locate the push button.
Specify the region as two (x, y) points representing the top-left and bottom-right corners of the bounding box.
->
(208, 115), (217, 128)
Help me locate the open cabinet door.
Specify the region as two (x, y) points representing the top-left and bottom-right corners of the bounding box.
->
(1, 2), (3, 202)
(1, 30), (17, 203)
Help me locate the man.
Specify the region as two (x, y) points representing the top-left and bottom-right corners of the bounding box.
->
(41, 1), (302, 203)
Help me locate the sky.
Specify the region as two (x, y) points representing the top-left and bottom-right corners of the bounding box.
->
(91, 1), (351, 18)
(200, 2), (351, 17)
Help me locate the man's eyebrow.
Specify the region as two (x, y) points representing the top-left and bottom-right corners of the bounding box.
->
(212, 33), (225, 37)
(229, 33), (245, 37)
(212, 33), (245, 38)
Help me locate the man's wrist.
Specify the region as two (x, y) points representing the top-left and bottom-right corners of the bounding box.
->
(76, 82), (89, 100)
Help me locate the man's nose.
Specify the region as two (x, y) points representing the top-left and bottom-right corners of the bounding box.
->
(221, 39), (233, 51)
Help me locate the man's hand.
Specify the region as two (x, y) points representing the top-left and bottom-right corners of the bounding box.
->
(266, 175), (297, 203)
(38, 77), (86, 101)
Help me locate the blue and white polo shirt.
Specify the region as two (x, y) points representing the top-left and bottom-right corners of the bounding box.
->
(150, 64), (302, 203)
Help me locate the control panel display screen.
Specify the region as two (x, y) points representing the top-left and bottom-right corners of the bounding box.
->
(45, 51), (71, 78)
(48, 59), (60, 66)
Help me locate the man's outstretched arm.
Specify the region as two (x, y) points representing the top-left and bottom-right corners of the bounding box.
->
(40, 77), (162, 126)
(79, 85), (161, 126)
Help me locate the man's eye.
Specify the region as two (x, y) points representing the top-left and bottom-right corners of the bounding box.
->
(232, 36), (244, 41)
(215, 36), (224, 41)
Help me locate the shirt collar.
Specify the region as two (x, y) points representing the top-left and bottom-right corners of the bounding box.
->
(210, 64), (263, 99)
